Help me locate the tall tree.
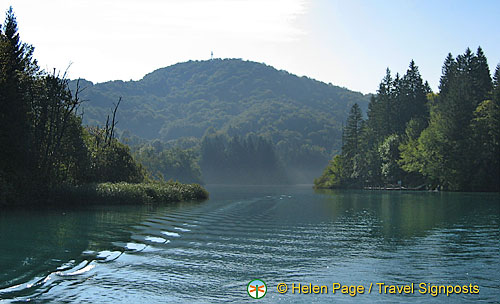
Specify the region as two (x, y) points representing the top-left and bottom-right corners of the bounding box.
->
(469, 63), (500, 191)
(405, 48), (493, 190)
(367, 68), (395, 139)
(472, 46), (492, 102)
(493, 64), (500, 103)
(0, 7), (36, 186)
(1, 7), (148, 205)
(342, 103), (364, 181)
(399, 60), (428, 133)
(439, 53), (456, 96)
(343, 103), (363, 157)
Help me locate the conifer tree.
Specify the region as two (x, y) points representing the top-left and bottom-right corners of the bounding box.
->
(317, 47), (498, 191)
(343, 103), (363, 157)
(472, 46), (492, 102)
(439, 53), (456, 96)
(367, 68), (394, 139)
(399, 60), (428, 133)
(469, 63), (500, 191)
(493, 64), (500, 103)
(410, 48), (493, 190)
(0, 7), (35, 184)
(342, 103), (364, 181)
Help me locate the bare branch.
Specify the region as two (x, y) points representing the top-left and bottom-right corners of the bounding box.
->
(109, 97), (121, 144)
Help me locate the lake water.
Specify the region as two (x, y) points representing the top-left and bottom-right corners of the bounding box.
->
(0, 186), (499, 303)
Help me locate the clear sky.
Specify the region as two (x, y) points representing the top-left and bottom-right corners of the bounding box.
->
(2, 0), (499, 94)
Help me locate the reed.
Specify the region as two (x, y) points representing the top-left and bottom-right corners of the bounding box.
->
(50, 181), (209, 205)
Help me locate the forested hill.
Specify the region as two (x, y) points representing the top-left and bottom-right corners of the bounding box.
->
(70, 59), (370, 183)
(73, 59), (368, 141)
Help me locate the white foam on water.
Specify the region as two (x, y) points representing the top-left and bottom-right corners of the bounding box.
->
(161, 231), (180, 237)
(145, 236), (167, 243)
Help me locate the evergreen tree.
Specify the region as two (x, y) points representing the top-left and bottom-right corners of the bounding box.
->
(342, 103), (364, 182)
(399, 60), (428, 133)
(424, 81), (432, 94)
(472, 46), (492, 102)
(343, 104), (363, 158)
(1, 8), (147, 204)
(0, 7), (34, 184)
(403, 48), (493, 190)
(367, 68), (394, 139)
(469, 63), (500, 191)
(318, 47), (498, 191)
(494, 64), (500, 102)
(439, 53), (456, 96)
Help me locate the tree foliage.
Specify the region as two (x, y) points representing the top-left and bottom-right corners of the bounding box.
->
(0, 8), (146, 205)
(133, 140), (203, 184)
(200, 131), (287, 184)
(69, 58), (370, 183)
(316, 48), (499, 192)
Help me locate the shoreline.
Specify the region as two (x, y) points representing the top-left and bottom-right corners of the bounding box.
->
(1, 181), (209, 208)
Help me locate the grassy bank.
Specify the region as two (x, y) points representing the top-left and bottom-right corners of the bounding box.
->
(48, 181), (209, 205)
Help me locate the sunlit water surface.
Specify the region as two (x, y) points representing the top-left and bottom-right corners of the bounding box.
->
(1, 186), (499, 303)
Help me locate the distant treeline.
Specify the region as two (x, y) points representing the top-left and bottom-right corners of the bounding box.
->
(200, 130), (287, 184)
(132, 140), (203, 184)
(128, 130), (287, 185)
(315, 48), (499, 192)
(0, 8), (206, 205)
(125, 131), (331, 185)
(69, 57), (371, 184)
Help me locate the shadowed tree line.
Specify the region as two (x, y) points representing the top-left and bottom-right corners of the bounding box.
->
(0, 8), (148, 205)
(199, 129), (287, 184)
(131, 139), (203, 184)
(315, 48), (499, 192)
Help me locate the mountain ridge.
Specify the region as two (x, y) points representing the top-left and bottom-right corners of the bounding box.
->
(70, 58), (370, 183)
(72, 58), (369, 138)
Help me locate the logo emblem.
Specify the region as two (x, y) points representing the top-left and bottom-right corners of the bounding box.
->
(247, 279), (267, 299)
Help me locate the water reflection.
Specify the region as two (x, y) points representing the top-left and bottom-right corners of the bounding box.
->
(0, 204), (164, 300)
(0, 187), (498, 303)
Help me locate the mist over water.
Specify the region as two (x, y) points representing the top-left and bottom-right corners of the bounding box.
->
(1, 186), (498, 303)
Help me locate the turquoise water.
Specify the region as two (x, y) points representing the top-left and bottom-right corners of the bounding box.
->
(0, 186), (499, 303)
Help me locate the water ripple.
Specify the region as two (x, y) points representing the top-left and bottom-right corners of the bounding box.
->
(1, 187), (498, 303)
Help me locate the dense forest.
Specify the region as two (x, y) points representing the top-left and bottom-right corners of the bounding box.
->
(69, 59), (370, 183)
(315, 48), (500, 192)
(200, 130), (287, 184)
(0, 8), (207, 205)
(129, 131), (287, 185)
(132, 140), (203, 184)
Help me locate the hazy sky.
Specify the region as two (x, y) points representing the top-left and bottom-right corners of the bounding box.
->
(2, 0), (499, 94)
